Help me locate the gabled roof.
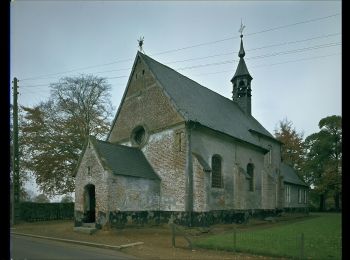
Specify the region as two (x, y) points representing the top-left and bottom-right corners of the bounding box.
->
(91, 136), (160, 180)
(138, 52), (277, 148)
(281, 163), (308, 187)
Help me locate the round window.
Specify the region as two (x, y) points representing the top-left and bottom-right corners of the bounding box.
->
(131, 126), (147, 147)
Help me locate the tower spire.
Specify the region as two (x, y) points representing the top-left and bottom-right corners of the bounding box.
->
(231, 21), (253, 115)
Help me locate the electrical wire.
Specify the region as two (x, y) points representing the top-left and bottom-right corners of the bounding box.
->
(18, 12), (340, 82)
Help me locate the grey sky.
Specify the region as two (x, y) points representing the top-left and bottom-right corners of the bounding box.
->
(11, 1), (341, 197)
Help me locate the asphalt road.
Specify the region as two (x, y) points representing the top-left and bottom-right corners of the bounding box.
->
(10, 234), (138, 259)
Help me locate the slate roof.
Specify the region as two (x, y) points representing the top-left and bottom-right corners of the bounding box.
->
(91, 137), (160, 180)
(138, 52), (277, 148)
(281, 163), (308, 187)
(232, 38), (252, 80)
(232, 58), (252, 80)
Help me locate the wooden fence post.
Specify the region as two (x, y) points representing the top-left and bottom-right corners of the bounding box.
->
(172, 223), (176, 248)
(233, 226), (237, 252)
(300, 233), (304, 259)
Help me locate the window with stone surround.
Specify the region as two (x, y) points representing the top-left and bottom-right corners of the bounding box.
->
(131, 125), (148, 147)
(247, 163), (254, 191)
(285, 185), (291, 203)
(211, 155), (222, 188)
(298, 188), (303, 203)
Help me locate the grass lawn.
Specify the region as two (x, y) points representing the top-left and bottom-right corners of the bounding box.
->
(194, 213), (341, 259)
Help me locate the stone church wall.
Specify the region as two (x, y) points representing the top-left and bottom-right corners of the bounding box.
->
(191, 126), (267, 210)
(108, 57), (184, 143)
(74, 141), (111, 226)
(192, 155), (210, 212)
(141, 125), (188, 211)
(106, 55), (188, 212)
(107, 175), (160, 212)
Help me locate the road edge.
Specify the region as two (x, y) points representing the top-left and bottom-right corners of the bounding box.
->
(11, 232), (144, 251)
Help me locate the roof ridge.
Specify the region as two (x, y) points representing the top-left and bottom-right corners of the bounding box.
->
(139, 52), (234, 102)
(95, 138), (140, 151)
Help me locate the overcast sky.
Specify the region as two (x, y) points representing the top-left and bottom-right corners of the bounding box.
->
(10, 1), (341, 198)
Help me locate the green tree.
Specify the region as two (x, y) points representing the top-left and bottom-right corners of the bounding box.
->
(274, 118), (305, 178)
(10, 105), (30, 201)
(21, 75), (113, 196)
(33, 193), (50, 203)
(20, 188), (36, 202)
(60, 195), (74, 203)
(304, 115), (342, 211)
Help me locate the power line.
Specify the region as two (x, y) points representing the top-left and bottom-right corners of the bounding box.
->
(20, 51), (340, 92)
(150, 13), (340, 57)
(246, 42), (340, 60)
(20, 40), (341, 89)
(22, 36), (340, 88)
(21, 83), (51, 88)
(175, 42), (340, 71)
(245, 13), (340, 37)
(164, 33), (340, 65)
(18, 12), (340, 82)
(20, 58), (133, 82)
(252, 52), (341, 68)
(21, 75), (129, 89)
(247, 32), (340, 52)
(191, 52), (340, 77)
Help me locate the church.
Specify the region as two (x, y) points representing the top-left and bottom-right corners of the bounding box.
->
(73, 31), (309, 228)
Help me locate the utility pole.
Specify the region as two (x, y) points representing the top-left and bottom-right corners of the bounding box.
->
(12, 77), (20, 224)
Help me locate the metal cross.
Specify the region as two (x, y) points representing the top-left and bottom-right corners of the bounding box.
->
(138, 36), (144, 53)
(238, 19), (246, 36)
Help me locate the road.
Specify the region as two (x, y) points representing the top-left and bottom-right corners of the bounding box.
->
(10, 234), (138, 259)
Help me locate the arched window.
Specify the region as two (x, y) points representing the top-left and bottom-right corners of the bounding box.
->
(131, 125), (148, 147)
(211, 155), (222, 188)
(247, 163), (254, 191)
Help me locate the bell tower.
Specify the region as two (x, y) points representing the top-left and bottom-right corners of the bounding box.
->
(231, 22), (253, 115)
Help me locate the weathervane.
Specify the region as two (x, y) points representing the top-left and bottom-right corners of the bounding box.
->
(238, 19), (246, 38)
(138, 36), (145, 53)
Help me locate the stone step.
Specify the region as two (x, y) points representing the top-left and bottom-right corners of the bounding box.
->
(82, 222), (96, 228)
(73, 226), (97, 235)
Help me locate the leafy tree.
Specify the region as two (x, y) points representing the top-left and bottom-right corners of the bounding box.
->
(20, 75), (113, 196)
(10, 105), (30, 200)
(61, 195), (74, 203)
(20, 189), (36, 202)
(303, 115), (342, 211)
(33, 194), (50, 203)
(274, 118), (305, 177)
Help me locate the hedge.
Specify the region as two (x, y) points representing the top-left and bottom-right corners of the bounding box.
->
(19, 202), (74, 222)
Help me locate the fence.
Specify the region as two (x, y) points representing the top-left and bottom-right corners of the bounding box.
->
(174, 224), (341, 259)
(228, 227), (306, 259)
(18, 202), (74, 222)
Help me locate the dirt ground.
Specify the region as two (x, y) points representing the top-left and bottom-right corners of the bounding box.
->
(11, 213), (311, 259)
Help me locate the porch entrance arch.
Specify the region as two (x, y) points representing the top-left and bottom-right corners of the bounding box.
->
(83, 184), (96, 223)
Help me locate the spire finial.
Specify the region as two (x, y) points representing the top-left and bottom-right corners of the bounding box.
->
(238, 20), (246, 58)
(137, 36), (145, 53)
(238, 19), (246, 38)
